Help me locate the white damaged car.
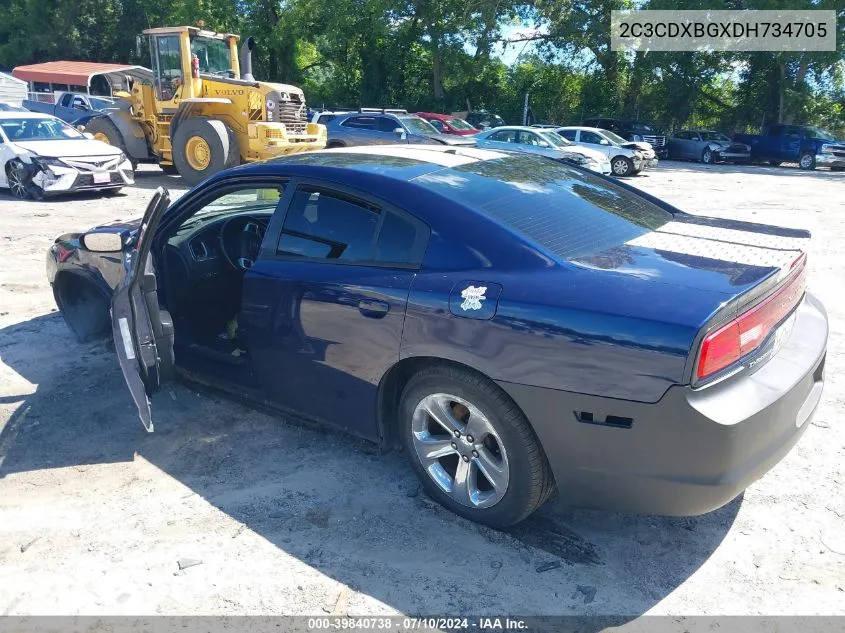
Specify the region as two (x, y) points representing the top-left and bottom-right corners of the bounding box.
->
(0, 112), (134, 200)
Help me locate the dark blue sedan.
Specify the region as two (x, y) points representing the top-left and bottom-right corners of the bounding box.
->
(46, 145), (828, 527)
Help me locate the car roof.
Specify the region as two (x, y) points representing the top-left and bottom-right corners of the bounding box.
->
(415, 112), (449, 119)
(0, 111), (55, 120)
(484, 126), (545, 132)
(556, 126), (606, 133)
(248, 144), (509, 182)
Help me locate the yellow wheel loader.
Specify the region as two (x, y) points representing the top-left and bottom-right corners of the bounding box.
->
(84, 26), (326, 185)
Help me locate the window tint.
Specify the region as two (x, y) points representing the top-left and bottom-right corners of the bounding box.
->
(580, 131), (604, 144)
(428, 119), (444, 131)
(490, 130), (517, 143)
(341, 116), (376, 130)
(60, 94), (73, 107)
(518, 131), (543, 146)
(317, 114), (338, 125)
(376, 117), (400, 133)
(277, 189), (380, 261)
(558, 129), (576, 141)
(375, 210), (427, 264)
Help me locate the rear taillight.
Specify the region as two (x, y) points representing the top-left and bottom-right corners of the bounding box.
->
(696, 254), (808, 382)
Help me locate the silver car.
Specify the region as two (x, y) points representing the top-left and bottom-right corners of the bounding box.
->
(667, 130), (751, 164)
(473, 126), (611, 175)
(556, 126), (656, 176)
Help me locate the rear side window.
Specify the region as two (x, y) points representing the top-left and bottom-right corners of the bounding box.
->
(415, 154), (672, 261)
(375, 210), (428, 264)
(341, 116), (376, 130)
(277, 187), (428, 265)
(278, 189), (379, 261)
(557, 129), (576, 141)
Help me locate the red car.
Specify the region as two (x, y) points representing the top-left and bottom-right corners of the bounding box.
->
(414, 112), (478, 136)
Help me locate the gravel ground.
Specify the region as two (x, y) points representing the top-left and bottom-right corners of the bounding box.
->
(0, 161), (843, 618)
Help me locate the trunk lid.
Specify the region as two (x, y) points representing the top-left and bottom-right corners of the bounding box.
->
(572, 214), (809, 301)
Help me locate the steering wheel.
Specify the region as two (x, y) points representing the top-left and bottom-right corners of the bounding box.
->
(220, 217), (266, 271)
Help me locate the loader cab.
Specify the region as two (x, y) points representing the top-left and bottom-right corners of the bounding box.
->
(142, 26), (240, 104)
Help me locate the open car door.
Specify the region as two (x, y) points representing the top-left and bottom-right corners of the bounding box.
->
(111, 186), (174, 432)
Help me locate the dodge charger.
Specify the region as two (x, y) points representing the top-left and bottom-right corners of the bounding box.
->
(46, 145), (828, 527)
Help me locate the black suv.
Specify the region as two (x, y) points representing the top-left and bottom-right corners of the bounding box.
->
(582, 117), (667, 157)
(466, 110), (505, 131)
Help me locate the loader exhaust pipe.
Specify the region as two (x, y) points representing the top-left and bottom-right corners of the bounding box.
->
(240, 36), (256, 81)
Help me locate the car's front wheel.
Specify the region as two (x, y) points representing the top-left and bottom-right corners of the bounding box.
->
(7, 161), (42, 200)
(611, 156), (635, 176)
(702, 148), (715, 164)
(799, 152), (816, 170)
(399, 365), (554, 528)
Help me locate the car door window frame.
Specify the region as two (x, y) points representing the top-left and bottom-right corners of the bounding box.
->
(154, 176), (292, 255)
(580, 130), (604, 145)
(264, 177), (430, 270)
(341, 115), (376, 130)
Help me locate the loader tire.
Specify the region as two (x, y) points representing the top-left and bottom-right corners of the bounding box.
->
(84, 117), (138, 170)
(173, 118), (240, 186)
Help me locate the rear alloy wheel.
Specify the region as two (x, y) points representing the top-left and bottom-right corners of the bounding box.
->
(7, 161), (42, 200)
(173, 117), (240, 186)
(799, 152), (816, 170)
(702, 148), (714, 164)
(611, 156), (635, 177)
(400, 365), (554, 528)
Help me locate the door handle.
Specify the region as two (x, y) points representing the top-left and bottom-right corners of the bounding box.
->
(358, 299), (389, 318)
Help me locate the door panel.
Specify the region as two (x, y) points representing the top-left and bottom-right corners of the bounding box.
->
(241, 262), (413, 438)
(240, 181), (427, 438)
(111, 187), (173, 432)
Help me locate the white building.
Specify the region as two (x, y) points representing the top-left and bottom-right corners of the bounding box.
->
(0, 72), (27, 106)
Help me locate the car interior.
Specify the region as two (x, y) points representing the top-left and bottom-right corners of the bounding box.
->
(157, 186), (283, 362)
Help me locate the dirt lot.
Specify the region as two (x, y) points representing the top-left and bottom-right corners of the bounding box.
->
(0, 162), (843, 618)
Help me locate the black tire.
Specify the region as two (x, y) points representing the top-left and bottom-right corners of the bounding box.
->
(326, 140), (346, 149)
(799, 152), (816, 171)
(769, 160), (782, 167)
(399, 365), (555, 528)
(84, 117), (138, 170)
(831, 166), (845, 172)
(610, 155), (635, 177)
(701, 148), (714, 164)
(159, 163), (179, 175)
(172, 117), (240, 186)
(102, 187), (123, 196)
(6, 160), (42, 200)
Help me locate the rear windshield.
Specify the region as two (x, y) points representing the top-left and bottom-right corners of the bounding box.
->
(414, 154), (672, 260)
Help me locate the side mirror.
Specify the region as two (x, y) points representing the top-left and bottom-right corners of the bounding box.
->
(83, 132), (95, 139)
(600, 139), (610, 145)
(82, 232), (124, 252)
(538, 141), (550, 148)
(393, 127), (406, 138)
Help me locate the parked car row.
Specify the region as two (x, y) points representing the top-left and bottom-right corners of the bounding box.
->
(308, 108), (633, 176)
